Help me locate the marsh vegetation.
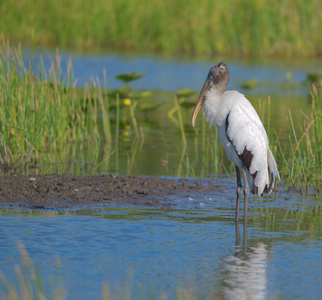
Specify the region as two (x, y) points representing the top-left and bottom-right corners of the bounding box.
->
(0, 38), (321, 192)
(0, 0), (321, 58)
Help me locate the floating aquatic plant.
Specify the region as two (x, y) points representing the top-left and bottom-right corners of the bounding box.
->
(115, 73), (146, 84)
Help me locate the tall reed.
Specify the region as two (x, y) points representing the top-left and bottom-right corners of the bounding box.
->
(0, 0), (320, 58)
(0, 36), (112, 170)
(276, 85), (321, 192)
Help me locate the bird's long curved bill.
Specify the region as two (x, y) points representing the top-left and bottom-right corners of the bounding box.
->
(191, 78), (211, 127)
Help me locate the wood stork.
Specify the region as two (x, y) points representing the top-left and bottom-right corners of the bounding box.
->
(191, 62), (280, 223)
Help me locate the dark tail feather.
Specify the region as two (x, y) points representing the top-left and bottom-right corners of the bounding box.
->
(262, 169), (275, 195)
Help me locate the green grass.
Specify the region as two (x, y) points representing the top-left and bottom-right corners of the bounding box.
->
(0, 0), (321, 58)
(0, 37), (115, 171)
(276, 85), (322, 192)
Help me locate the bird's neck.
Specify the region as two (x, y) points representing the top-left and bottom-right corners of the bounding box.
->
(203, 89), (225, 126)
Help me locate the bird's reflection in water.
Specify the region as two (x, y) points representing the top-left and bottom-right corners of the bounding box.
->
(223, 221), (268, 300)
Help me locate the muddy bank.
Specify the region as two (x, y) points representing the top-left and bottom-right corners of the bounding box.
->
(0, 174), (220, 210)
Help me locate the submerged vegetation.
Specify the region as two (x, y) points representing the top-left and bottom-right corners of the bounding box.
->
(0, 38), (321, 191)
(0, 241), (200, 300)
(0, 241), (65, 300)
(0, 0), (321, 58)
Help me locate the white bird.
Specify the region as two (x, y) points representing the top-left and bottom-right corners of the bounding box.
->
(191, 62), (280, 223)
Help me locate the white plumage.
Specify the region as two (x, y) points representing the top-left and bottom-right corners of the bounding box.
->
(192, 62), (280, 222)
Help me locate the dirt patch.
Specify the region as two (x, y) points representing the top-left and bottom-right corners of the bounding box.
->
(0, 174), (218, 210)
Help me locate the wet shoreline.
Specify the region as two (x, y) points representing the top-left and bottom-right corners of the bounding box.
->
(0, 174), (218, 210)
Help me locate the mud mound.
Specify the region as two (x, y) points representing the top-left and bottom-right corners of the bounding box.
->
(0, 174), (216, 210)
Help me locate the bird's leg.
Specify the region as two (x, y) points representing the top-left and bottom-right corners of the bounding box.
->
(235, 221), (241, 247)
(243, 218), (248, 249)
(235, 165), (243, 223)
(242, 168), (250, 224)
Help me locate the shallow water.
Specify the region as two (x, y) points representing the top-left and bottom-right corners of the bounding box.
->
(25, 49), (321, 95)
(3, 50), (321, 298)
(1, 181), (321, 299)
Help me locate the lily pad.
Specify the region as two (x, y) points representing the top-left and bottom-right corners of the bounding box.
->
(176, 89), (196, 98)
(115, 73), (146, 83)
(139, 101), (163, 112)
(128, 91), (153, 99)
(307, 72), (322, 83)
(180, 100), (196, 109)
(241, 78), (258, 90)
(107, 88), (131, 98)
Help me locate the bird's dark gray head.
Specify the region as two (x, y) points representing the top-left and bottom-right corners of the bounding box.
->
(191, 62), (230, 127)
(207, 62), (230, 86)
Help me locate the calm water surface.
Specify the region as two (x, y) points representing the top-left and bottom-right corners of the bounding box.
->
(24, 48), (321, 95)
(0, 183), (321, 299)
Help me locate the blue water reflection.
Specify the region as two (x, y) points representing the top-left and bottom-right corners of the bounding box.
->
(23, 49), (321, 96)
(1, 195), (321, 299)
